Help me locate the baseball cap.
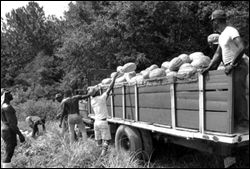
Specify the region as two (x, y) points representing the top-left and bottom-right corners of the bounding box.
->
(207, 33), (220, 44)
(211, 10), (226, 21)
(55, 93), (62, 99)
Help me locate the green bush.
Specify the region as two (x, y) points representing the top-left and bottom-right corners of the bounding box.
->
(14, 99), (60, 121)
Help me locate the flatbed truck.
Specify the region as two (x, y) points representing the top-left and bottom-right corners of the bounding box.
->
(80, 70), (249, 167)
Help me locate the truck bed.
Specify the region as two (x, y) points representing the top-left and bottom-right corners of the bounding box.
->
(87, 70), (249, 144)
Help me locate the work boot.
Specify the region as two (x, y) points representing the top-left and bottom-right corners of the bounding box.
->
(2, 162), (12, 168)
(100, 148), (107, 157)
(101, 141), (109, 157)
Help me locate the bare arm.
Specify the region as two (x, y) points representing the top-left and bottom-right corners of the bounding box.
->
(231, 36), (245, 65)
(106, 72), (119, 97)
(72, 94), (90, 101)
(207, 45), (223, 70)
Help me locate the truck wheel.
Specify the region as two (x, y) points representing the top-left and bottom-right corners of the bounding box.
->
(115, 125), (143, 155)
(140, 129), (153, 161)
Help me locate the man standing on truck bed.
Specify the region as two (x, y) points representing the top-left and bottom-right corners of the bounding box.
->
(202, 9), (249, 130)
(88, 72), (120, 156)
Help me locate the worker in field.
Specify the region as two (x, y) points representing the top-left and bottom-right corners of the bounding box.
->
(87, 72), (120, 156)
(25, 115), (46, 138)
(59, 90), (90, 144)
(202, 9), (249, 130)
(56, 93), (69, 135)
(1, 89), (25, 168)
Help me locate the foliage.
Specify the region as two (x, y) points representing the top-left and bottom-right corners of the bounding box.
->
(12, 98), (60, 121)
(1, 1), (249, 91)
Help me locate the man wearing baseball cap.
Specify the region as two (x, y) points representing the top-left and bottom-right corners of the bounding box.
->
(202, 9), (249, 130)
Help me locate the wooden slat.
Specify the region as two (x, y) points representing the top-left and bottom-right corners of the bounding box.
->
(205, 91), (228, 101)
(176, 91), (228, 101)
(113, 87), (123, 95)
(134, 84), (139, 121)
(113, 95), (123, 106)
(205, 101), (228, 112)
(199, 73), (205, 134)
(126, 107), (135, 120)
(126, 94), (135, 107)
(138, 85), (170, 93)
(122, 86), (126, 119)
(138, 93), (171, 109)
(205, 111), (228, 133)
(111, 90), (114, 118)
(227, 72), (234, 134)
(170, 84), (176, 129)
(176, 91), (199, 100)
(139, 108), (171, 125)
(176, 110), (199, 129)
(204, 74), (229, 83)
(176, 99), (199, 110)
(126, 86), (135, 94)
(114, 106), (123, 118)
(205, 82), (229, 90)
(176, 82), (199, 91)
(207, 69), (225, 76)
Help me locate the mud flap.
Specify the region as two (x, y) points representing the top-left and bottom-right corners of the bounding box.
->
(224, 156), (236, 168)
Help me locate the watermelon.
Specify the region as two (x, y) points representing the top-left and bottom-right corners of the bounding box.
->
(179, 63), (193, 70)
(115, 75), (127, 83)
(178, 66), (197, 76)
(178, 54), (191, 63)
(117, 66), (123, 72)
(149, 68), (166, 79)
(129, 75), (144, 84)
(124, 71), (136, 82)
(189, 52), (205, 61)
(166, 71), (178, 77)
(140, 70), (150, 79)
(147, 64), (159, 71)
(191, 56), (211, 68)
(165, 69), (171, 75)
(122, 62), (137, 73)
(169, 57), (183, 71)
(161, 61), (170, 70)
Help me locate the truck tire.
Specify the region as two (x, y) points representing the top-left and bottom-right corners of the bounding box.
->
(140, 129), (154, 161)
(115, 125), (143, 155)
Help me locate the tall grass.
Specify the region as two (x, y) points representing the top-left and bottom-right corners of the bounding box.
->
(1, 121), (249, 168)
(1, 122), (144, 168)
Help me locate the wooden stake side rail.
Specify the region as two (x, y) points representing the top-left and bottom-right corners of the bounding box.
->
(93, 70), (248, 143)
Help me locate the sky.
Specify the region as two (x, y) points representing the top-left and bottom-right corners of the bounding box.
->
(1, 1), (74, 20)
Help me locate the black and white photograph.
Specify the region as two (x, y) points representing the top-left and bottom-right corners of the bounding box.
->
(1, 1), (249, 168)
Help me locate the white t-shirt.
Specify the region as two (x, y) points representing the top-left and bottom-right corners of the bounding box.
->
(91, 92), (109, 120)
(218, 26), (240, 65)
